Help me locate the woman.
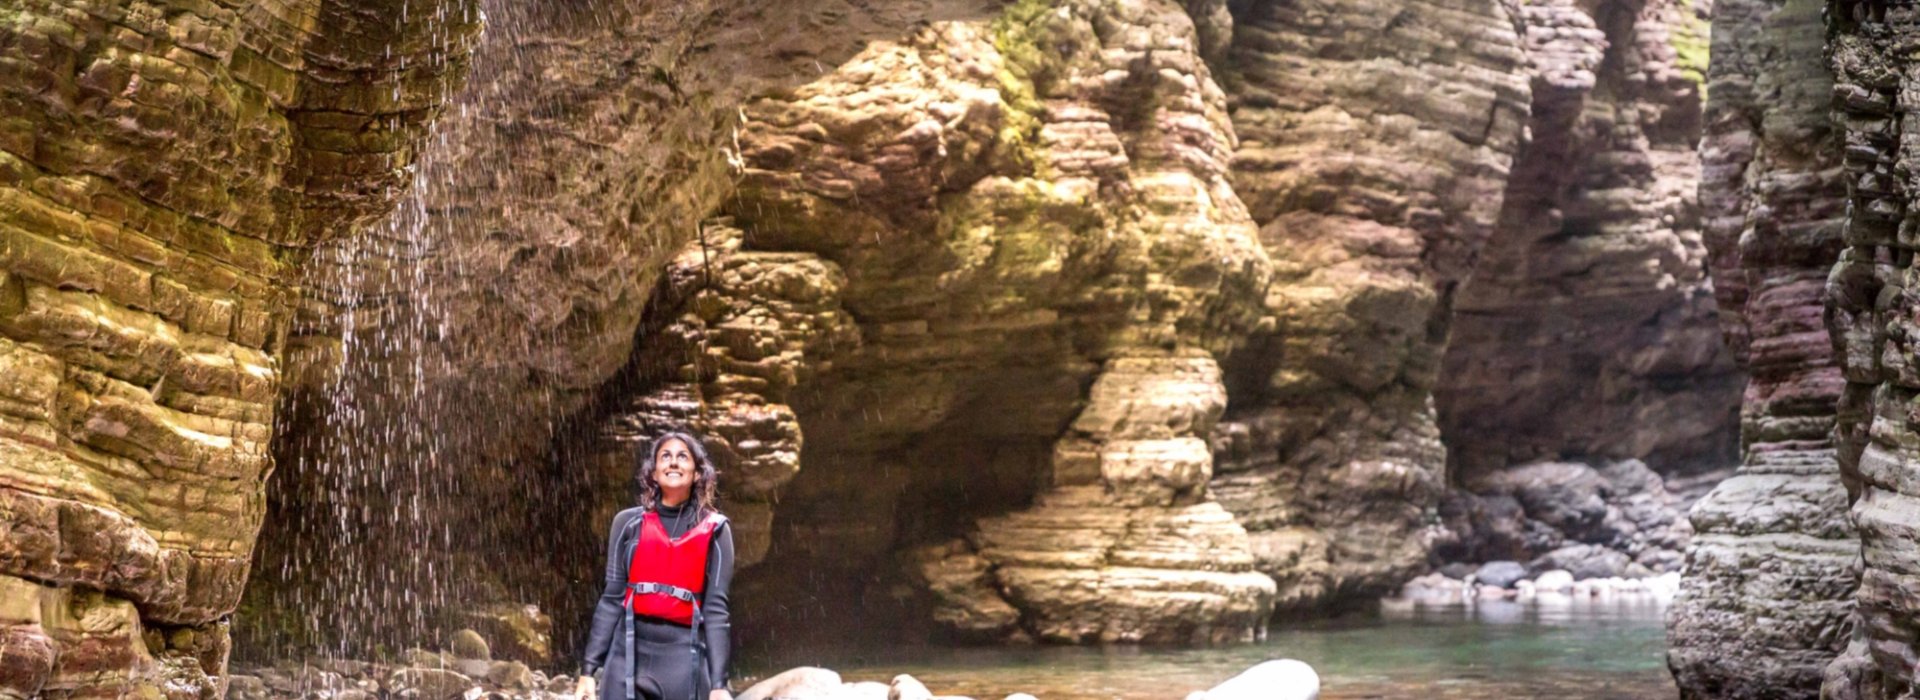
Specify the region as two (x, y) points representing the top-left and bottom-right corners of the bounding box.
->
(578, 431), (735, 700)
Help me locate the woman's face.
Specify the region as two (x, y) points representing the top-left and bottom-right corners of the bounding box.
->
(651, 438), (696, 495)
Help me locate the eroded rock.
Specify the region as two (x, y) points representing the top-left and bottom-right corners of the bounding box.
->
(0, 0), (481, 690)
(1666, 0), (1858, 696)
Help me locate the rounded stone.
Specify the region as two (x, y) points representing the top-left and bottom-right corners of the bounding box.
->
(1196, 659), (1320, 700)
(449, 628), (491, 661)
(1474, 560), (1527, 588)
(1534, 569), (1576, 592)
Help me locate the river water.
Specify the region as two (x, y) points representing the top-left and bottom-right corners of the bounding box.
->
(740, 596), (1675, 699)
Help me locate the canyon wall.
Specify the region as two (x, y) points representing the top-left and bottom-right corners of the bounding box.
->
(1435, 0), (1736, 481)
(0, 0), (1755, 684)
(248, 0), (1745, 654)
(1664, 0), (1857, 697)
(1821, 2), (1920, 697)
(1203, 0), (1532, 610)
(0, 0), (477, 696)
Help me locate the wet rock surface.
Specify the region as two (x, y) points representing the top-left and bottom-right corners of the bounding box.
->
(225, 661), (1019, 700)
(0, 0), (479, 695)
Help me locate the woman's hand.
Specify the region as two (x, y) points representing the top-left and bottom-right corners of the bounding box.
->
(709, 689), (733, 700)
(574, 674), (597, 699)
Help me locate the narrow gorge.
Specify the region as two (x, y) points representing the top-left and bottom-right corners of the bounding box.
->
(2, 0), (1915, 698)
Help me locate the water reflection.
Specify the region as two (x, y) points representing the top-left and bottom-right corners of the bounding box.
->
(742, 596), (1675, 700)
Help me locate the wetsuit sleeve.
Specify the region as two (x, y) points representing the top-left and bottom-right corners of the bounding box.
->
(703, 522), (736, 692)
(583, 509), (634, 676)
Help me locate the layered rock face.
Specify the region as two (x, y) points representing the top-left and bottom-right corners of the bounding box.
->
(0, 0), (477, 696)
(245, 0), (754, 656)
(1435, 0), (1739, 479)
(246, 0), (1743, 650)
(2, 0), (1760, 678)
(1664, 0), (1857, 697)
(1820, 3), (1920, 698)
(1208, 0), (1737, 610)
(598, 1), (1279, 643)
(246, 0), (1046, 655)
(1206, 0), (1533, 611)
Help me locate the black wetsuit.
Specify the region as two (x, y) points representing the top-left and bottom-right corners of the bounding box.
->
(583, 502), (735, 700)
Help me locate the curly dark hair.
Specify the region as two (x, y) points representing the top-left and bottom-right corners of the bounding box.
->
(636, 431), (720, 515)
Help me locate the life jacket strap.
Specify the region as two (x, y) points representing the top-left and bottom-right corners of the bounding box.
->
(629, 581), (699, 604)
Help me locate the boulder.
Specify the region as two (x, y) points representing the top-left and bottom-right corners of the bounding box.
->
(1531, 544), (1629, 580)
(226, 675), (269, 700)
(1473, 463), (1614, 543)
(485, 661), (534, 691)
(403, 648), (449, 669)
(1188, 659), (1319, 700)
(1399, 572), (1467, 599)
(738, 667), (844, 700)
(450, 629), (492, 661)
(1533, 570), (1575, 592)
(1473, 561), (1528, 589)
(388, 668), (476, 700)
(459, 605), (554, 666)
(452, 659), (492, 680)
(839, 681), (891, 700)
(889, 675), (933, 700)
(1434, 492), (1536, 563)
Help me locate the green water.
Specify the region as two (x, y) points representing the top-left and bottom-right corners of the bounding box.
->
(742, 597), (1675, 699)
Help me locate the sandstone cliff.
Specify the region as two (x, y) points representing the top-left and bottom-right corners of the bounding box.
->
(1204, 0), (1531, 610)
(1820, 3), (1920, 697)
(619, 0), (1280, 643)
(0, 0), (1758, 689)
(1663, 1), (1858, 697)
(0, 0), (478, 696)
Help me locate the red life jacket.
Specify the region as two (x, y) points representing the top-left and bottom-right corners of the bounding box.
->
(623, 509), (723, 625)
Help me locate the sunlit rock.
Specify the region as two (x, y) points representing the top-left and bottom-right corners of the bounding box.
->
(1186, 659), (1320, 700)
(1534, 570), (1576, 593)
(739, 667), (844, 700)
(0, 0), (483, 690)
(889, 674), (933, 700)
(1207, 0), (1532, 612)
